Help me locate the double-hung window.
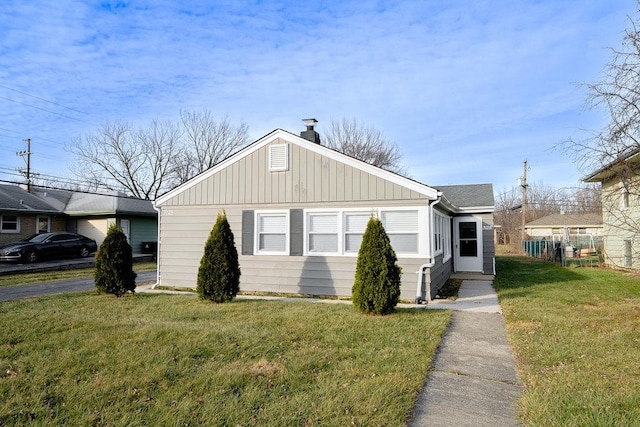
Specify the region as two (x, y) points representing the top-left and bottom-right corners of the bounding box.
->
(381, 210), (419, 254)
(256, 212), (288, 254)
(1, 214), (19, 233)
(308, 213), (338, 253)
(344, 213), (370, 253)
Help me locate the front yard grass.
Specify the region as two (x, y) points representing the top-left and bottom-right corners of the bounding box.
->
(495, 256), (640, 426)
(0, 293), (450, 426)
(0, 262), (157, 288)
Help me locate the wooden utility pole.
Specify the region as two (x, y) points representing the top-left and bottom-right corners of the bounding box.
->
(521, 160), (528, 242)
(17, 138), (32, 192)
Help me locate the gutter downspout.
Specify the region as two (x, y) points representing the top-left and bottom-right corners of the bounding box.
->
(151, 203), (161, 289)
(415, 194), (442, 304)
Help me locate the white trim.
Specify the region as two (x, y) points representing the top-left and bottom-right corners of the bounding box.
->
(255, 210), (289, 255)
(305, 211), (340, 256)
(302, 206), (429, 258)
(156, 129), (439, 206)
(453, 216), (484, 273)
(455, 205), (495, 214)
(0, 214), (20, 234)
(269, 143), (289, 171)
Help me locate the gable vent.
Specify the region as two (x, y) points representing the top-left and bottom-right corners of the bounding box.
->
(269, 144), (289, 171)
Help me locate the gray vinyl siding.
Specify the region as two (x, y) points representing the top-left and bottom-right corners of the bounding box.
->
(158, 205), (429, 301)
(160, 140), (427, 207)
(428, 254), (453, 298)
(481, 213), (495, 274)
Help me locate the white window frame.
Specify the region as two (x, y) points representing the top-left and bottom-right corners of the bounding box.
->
(442, 215), (452, 262)
(343, 211), (371, 254)
(37, 216), (51, 233)
(306, 211), (340, 255)
(0, 214), (20, 233)
(621, 186), (630, 210)
(255, 210), (289, 255)
(380, 209), (421, 255)
(269, 143), (289, 172)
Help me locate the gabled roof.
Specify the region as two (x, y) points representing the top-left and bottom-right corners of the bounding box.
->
(525, 213), (603, 228)
(0, 184), (156, 217)
(156, 128), (441, 205)
(436, 183), (495, 213)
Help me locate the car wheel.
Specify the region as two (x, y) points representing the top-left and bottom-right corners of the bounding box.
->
(26, 250), (38, 263)
(79, 246), (90, 258)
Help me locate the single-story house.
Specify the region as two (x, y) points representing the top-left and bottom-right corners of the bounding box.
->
(584, 148), (640, 269)
(523, 213), (603, 239)
(154, 120), (495, 303)
(0, 184), (157, 253)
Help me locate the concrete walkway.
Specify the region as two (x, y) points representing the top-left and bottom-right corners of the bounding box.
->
(409, 280), (522, 426)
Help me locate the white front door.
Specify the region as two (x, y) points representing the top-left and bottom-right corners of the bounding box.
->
(453, 216), (483, 272)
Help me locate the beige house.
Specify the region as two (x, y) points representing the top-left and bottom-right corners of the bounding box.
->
(154, 121), (495, 303)
(585, 149), (640, 269)
(0, 184), (157, 253)
(524, 213), (603, 239)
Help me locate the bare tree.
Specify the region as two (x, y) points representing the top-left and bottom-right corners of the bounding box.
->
(563, 5), (640, 267)
(176, 110), (250, 183)
(69, 120), (181, 200)
(494, 183), (601, 249)
(322, 118), (404, 174)
(68, 111), (250, 199)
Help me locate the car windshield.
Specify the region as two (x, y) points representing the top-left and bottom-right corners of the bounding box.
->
(20, 234), (50, 243)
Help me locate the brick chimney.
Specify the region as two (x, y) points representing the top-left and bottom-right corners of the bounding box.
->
(300, 118), (320, 144)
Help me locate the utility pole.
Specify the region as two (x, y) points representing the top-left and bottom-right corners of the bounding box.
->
(521, 160), (528, 243)
(17, 138), (32, 192)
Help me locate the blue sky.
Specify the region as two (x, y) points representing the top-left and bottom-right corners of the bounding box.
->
(0, 0), (636, 195)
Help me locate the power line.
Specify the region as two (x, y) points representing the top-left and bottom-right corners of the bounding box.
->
(0, 83), (93, 117)
(0, 95), (99, 127)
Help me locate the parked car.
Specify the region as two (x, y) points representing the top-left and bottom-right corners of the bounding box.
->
(0, 232), (98, 263)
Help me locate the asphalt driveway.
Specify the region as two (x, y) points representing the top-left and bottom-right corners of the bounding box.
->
(0, 271), (157, 301)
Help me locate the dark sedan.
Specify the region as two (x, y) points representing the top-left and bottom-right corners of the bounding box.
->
(0, 232), (98, 263)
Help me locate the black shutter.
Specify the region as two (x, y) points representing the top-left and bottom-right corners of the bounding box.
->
(242, 210), (254, 255)
(290, 209), (304, 256)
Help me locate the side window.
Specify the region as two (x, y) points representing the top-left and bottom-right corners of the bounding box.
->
(381, 210), (419, 254)
(1, 214), (20, 233)
(256, 212), (288, 255)
(344, 213), (369, 253)
(307, 213), (338, 254)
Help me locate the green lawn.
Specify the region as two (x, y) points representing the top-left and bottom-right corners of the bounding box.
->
(0, 293), (450, 426)
(495, 256), (640, 426)
(0, 262), (157, 288)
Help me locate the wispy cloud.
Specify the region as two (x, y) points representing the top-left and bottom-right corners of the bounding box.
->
(0, 0), (636, 190)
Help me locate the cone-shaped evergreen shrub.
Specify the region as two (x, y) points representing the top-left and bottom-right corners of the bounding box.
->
(352, 216), (402, 315)
(197, 212), (241, 303)
(95, 224), (137, 296)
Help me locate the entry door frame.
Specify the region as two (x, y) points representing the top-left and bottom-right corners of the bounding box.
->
(120, 219), (131, 243)
(453, 216), (484, 273)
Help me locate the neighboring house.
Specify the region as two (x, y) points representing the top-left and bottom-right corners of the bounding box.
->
(584, 149), (640, 269)
(0, 184), (157, 253)
(154, 121), (495, 303)
(523, 213), (603, 239)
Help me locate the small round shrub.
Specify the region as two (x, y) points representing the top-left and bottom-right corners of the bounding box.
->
(197, 212), (241, 303)
(95, 224), (137, 296)
(352, 216), (402, 315)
